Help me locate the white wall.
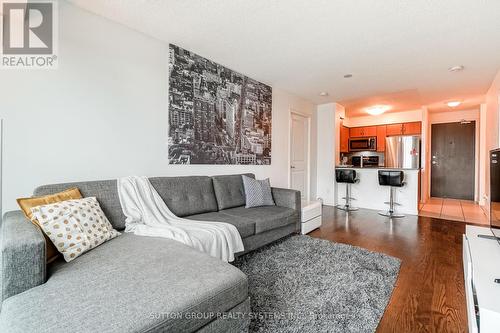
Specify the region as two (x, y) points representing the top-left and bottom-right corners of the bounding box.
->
(486, 70), (500, 149)
(334, 106), (346, 165)
(480, 103), (487, 206)
(0, 2), (316, 212)
(421, 107), (430, 203)
(483, 70), (500, 209)
(316, 103), (340, 206)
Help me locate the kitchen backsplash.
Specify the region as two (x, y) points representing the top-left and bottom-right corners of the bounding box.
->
(340, 151), (385, 166)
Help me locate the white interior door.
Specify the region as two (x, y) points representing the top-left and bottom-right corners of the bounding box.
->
(290, 112), (309, 201)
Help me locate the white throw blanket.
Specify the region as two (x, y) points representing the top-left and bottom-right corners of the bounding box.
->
(117, 176), (244, 262)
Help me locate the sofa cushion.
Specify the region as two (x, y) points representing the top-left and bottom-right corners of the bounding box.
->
(149, 176), (218, 217)
(222, 206), (297, 234)
(187, 212), (256, 238)
(34, 180), (126, 230)
(0, 233), (248, 333)
(212, 174), (254, 210)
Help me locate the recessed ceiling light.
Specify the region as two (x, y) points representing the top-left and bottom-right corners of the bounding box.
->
(344, 74), (353, 78)
(447, 101), (461, 107)
(319, 92), (329, 97)
(366, 105), (390, 116)
(448, 65), (464, 72)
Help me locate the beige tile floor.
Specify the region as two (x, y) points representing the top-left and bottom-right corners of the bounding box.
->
(419, 197), (489, 225)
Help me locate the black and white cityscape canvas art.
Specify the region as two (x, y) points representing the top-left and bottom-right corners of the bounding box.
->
(168, 44), (272, 165)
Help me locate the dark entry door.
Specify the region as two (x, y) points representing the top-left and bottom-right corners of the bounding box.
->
(431, 121), (475, 200)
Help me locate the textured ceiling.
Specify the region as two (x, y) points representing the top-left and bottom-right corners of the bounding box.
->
(68, 0), (500, 107)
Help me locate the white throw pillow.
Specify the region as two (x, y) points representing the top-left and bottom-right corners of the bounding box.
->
(31, 197), (120, 262)
(242, 175), (276, 208)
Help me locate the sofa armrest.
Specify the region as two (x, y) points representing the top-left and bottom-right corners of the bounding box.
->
(271, 187), (301, 211)
(0, 211), (46, 302)
(271, 188), (301, 233)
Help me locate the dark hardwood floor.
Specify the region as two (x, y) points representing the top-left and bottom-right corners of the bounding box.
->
(309, 206), (467, 333)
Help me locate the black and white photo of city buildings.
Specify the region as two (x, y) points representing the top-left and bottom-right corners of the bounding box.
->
(168, 44), (272, 165)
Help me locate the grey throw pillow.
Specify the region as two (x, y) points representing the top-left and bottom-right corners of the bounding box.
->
(242, 175), (276, 208)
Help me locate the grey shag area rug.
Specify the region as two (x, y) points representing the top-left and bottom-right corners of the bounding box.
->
(233, 235), (401, 333)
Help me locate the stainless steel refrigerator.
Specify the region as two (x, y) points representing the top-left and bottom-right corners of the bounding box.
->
(385, 135), (421, 169)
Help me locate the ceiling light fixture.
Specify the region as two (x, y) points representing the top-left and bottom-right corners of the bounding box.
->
(319, 92), (329, 97)
(447, 101), (461, 108)
(366, 105), (389, 116)
(448, 65), (464, 72)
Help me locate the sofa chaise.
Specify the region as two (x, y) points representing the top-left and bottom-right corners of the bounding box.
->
(0, 173), (301, 333)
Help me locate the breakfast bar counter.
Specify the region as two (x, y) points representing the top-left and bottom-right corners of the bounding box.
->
(335, 167), (420, 215)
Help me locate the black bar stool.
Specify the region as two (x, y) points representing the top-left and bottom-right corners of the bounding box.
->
(335, 169), (359, 211)
(378, 170), (405, 218)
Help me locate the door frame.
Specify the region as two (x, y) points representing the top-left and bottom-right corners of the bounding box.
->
(427, 112), (480, 201)
(288, 109), (311, 202)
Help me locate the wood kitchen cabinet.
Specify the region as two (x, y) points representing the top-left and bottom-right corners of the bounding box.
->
(386, 123), (404, 136)
(403, 121), (422, 135)
(349, 127), (363, 138)
(349, 126), (377, 137)
(340, 125), (350, 153)
(376, 125), (386, 152)
(386, 122), (422, 136)
(341, 122), (421, 154)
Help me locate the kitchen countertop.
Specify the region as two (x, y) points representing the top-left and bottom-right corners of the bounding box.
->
(335, 165), (421, 170)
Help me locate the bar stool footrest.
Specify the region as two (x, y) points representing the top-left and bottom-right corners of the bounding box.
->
(378, 211), (405, 218)
(337, 205), (359, 212)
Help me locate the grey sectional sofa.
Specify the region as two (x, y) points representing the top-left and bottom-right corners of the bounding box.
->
(0, 174), (300, 333)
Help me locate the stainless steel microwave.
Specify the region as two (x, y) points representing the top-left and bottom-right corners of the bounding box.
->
(349, 137), (377, 151)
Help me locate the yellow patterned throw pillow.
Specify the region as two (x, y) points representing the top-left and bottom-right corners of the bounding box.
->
(17, 187), (83, 263)
(31, 197), (120, 262)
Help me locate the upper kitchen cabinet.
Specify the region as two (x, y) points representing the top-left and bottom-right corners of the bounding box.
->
(386, 122), (421, 136)
(386, 123), (404, 136)
(349, 126), (377, 137)
(403, 122), (422, 135)
(340, 125), (350, 153)
(376, 125), (386, 152)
